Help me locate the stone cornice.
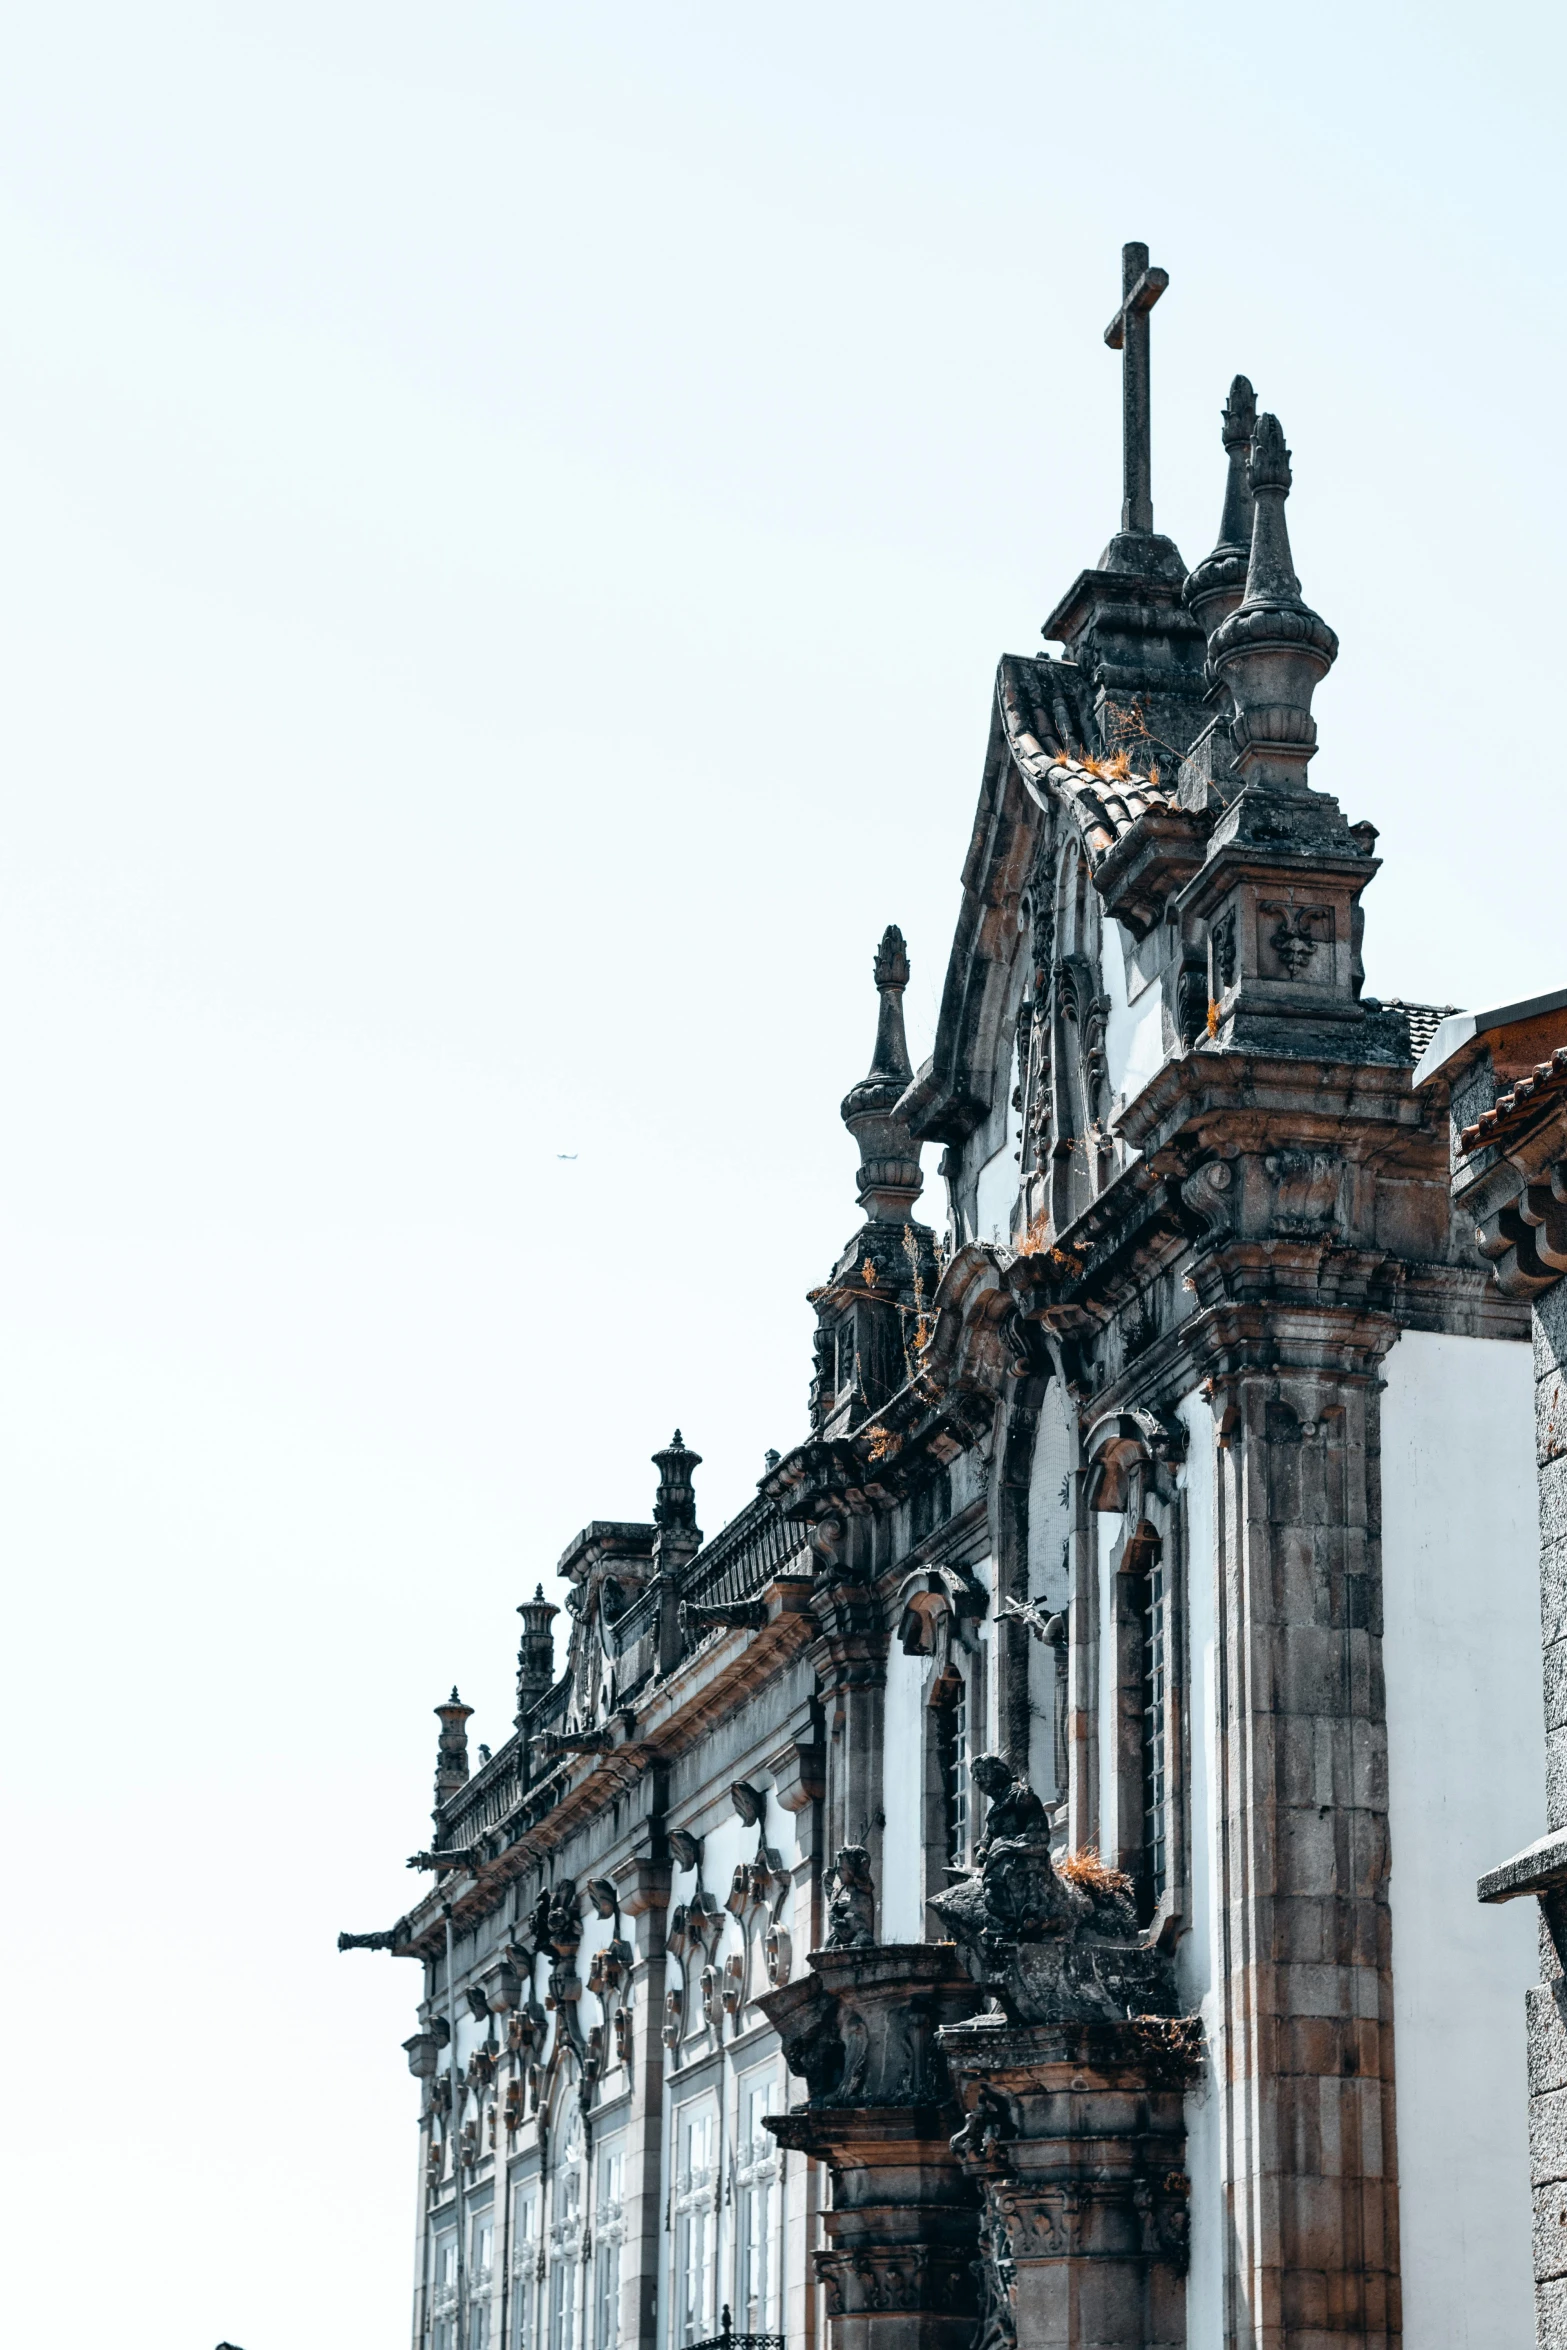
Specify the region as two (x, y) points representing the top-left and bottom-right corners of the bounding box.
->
(1117, 1045), (1430, 1161)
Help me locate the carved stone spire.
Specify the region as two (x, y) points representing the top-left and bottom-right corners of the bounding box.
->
(515, 1584), (560, 1728)
(433, 1687), (474, 1807)
(1208, 412), (1339, 793)
(839, 927), (922, 1224)
(1184, 375), (1257, 639)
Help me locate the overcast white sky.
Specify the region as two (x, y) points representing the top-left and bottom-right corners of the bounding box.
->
(2, 6), (1562, 2344)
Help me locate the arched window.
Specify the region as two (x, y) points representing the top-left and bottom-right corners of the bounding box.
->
(1085, 1412), (1185, 1928)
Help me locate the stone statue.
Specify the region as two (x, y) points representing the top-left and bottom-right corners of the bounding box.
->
(996, 1595), (1066, 1647)
(930, 1754), (1177, 2027)
(825, 1844), (876, 1948)
(970, 1751), (1050, 1863)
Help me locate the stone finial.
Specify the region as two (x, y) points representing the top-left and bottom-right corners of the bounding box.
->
(839, 926), (923, 1224)
(651, 1429), (703, 1674)
(1184, 374), (1257, 638)
(825, 1844), (876, 1948)
(652, 1430), (702, 1545)
(1208, 412), (1339, 793)
(514, 1583), (560, 1728)
(434, 1687), (474, 1806)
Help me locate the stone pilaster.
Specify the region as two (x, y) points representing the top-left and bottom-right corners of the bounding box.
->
(806, 1567), (890, 1899)
(924, 1757), (1199, 2349)
(1205, 1355), (1400, 2348)
(942, 2015), (1198, 2350)
(760, 1944), (986, 2350)
(613, 1832), (673, 2350)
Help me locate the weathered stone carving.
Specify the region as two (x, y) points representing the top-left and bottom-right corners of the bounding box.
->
(824, 1844), (876, 1948)
(930, 1757), (1177, 2027)
(545, 1879), (582, 1957)
(942, 2017), (1201, 2350)
(762, 1945), (988, 2350)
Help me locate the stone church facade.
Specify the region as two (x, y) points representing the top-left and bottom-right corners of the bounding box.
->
(342, 249), (1545, 2349)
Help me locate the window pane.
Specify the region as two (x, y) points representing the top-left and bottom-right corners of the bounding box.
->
(1140, 1552), (1167, 1908)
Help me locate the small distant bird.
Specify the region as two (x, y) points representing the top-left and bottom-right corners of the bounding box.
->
(556, 1153), (577, 1160)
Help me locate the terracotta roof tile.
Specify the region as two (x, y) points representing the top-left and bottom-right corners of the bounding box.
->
(1460, 1046), (1567, 1152)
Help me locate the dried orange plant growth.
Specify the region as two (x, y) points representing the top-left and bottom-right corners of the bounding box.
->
(1056, 1848), (1133, 1898)
(863, 1424), (902, 1464)
(1016, 1210), (1083, 1275)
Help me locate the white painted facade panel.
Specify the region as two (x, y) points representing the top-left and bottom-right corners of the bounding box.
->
(882, 1641), (926, 1941)
(1025, 1382), (1074, 1802)
(1381, 1329), (1540, 2349)
(1102, 915), (1165, 1114)
(1096, 1510), (1124, 1850)
(1175, 1391), (1223, 2350)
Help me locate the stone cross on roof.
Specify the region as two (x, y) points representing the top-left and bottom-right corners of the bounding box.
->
(1103, 240), (1169, 537)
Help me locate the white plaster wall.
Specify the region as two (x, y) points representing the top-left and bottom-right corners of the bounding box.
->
(1102, 916), (1164, 1115)
(973, 1553), (996, 1762)
(1381, 1329), (1540, 2349)
(1175, 1392), (1223, 2350)
(974, 1040), (1023, 1246)
(1025, 1382), (1074, 1801)
(882, 1639), (926, 1940)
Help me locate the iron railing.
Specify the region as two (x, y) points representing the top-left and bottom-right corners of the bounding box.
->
(686, 2314), (784, 2350)
(434, 1678), (569, 1849)
(682, 1494), (807, 1610)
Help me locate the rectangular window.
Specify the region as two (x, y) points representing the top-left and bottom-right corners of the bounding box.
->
(511, 2186), (539, 2350)
(673, 2102), (717, 2347)
(735, 2070), (781, 2335)
(594, 2138), (624, 2350)
(433, 2231), (458, 2350)
(935, 1669), (969, 1868)
(548, 2247), (575, 2350)
(548, 2122), (585, 2350)
(1140, 1547), (1167, 1909)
